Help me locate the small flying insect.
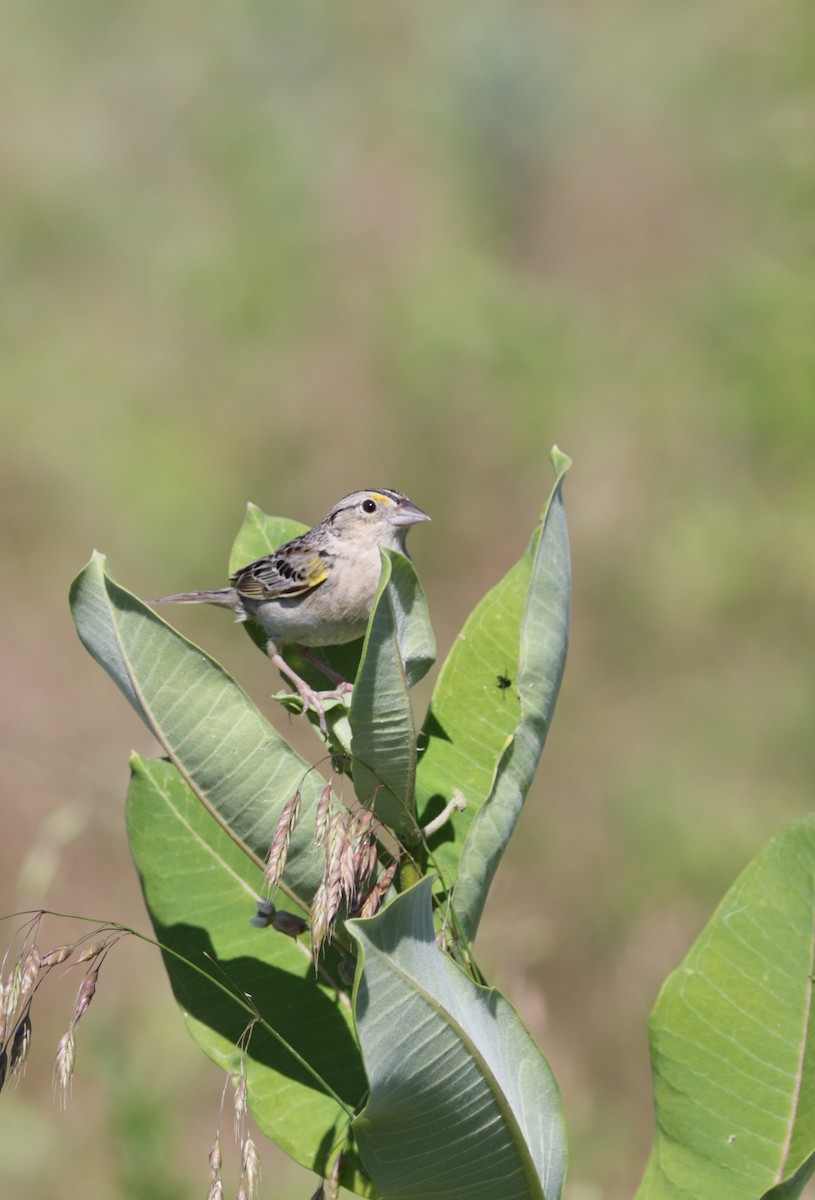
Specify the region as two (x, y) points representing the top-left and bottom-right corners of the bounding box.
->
(496, 672), (512, 692)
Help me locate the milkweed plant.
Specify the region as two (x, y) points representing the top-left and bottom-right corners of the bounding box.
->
(3, 447), (815, 1200)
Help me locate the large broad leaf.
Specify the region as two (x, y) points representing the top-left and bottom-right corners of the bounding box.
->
(348, 877), (567, 1200)
(126, 755), (372, 1196)
(416, 449), (571, 941)
(228, 502), (307, 575)
(69, 552), (327, 905)
(349, 549), (435, 839)
(636, 814), (815, 1200)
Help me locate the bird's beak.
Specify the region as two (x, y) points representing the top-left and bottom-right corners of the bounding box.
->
(390, 499), (431, 527)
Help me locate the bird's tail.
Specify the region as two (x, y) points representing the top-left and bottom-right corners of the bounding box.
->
(151, 588), (240, 609)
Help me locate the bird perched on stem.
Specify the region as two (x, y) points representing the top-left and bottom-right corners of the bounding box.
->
(152, 488), (430, 734)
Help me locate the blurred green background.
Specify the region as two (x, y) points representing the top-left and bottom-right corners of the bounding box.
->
(2, 1), (814, 1197)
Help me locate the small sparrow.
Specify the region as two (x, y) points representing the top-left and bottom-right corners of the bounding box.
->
(152, 488), (429, 733)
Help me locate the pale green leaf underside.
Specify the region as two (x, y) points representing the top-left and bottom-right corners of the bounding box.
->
(417, 450), (571, 941)
(126, 755), (372, 1196)
(349, 549), (435, 838)
(349, 878), (567, 1200)
(636, 814), (815, 1200)
(69, 552), (326, 905)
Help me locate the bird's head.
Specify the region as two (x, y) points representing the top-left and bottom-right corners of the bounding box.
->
(323, 488), (430, 553)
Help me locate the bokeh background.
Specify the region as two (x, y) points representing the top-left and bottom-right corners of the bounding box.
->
(2, 2), (814, 1197)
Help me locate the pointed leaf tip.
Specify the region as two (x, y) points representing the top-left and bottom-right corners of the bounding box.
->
(549, 446), (572, 477)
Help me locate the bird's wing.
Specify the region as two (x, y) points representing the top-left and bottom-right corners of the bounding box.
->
(232, 549), (330, 601)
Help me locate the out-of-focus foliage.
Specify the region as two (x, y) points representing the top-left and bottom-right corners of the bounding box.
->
(2, 1), (814, 1197)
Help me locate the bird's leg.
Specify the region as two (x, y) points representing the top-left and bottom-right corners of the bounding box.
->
(269, 650), (352, 736)
(270, 652), (331, 735)
(295, 646), (354, 694)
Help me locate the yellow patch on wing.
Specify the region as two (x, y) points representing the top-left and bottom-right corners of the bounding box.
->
(235, 555), (329, 600)
(297, 556), (331, 589)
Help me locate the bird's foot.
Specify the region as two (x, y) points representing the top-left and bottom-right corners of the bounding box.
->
(294, 646), (353, 691)
(271, 653), (352, 736)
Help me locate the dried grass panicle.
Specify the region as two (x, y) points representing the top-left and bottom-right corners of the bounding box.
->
(265, 788), (302, 888)
(40, 944), (74, 969)
(72, 969), (99, 1023)
(339, 824), (357, 907)
(364, 838), (379, 883)
(3, 964), (22, 1027)
(53, 1027), (76, 1107)
(327, 1152), (343, 1200)
(208, 1135), (222, 1180)
(324, 814), (345, 926)
(310, 826), (349, 954)
(351, 816), (380, 894)
(311, 809), (391, 951)
(241, 1132), (261, 1200)
(312, 806), (388, 955)
(309, 882), (329, 957)
(314, 782), (333, 847)
(20, 946), (41, 1003)
(9, 1012), (32, 1078)
(75, 938), (111, 964)
(205, 1180), (225, 1200)
(232, 1071), (248, 1142)
(358, 859), (399, 919)
(349, 806), (374, 854)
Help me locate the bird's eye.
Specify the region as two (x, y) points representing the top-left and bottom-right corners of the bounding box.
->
(361, 498), (377, 513)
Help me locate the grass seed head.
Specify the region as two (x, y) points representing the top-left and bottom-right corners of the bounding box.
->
(75, 939), (109, 964)
(309, 882), (329, 957)
(265, 788), (302, 888)
(40, 945), (74, 969)
(20, 946), (41, 1003)
(241, 1132), (261, 1199)
(3, 965), (22, 1026)
(359, 860), (399, 918)
(208, 1135), (222, 1180)
(327, 1152), (343, 1200)
(72, 969), (99, 1023)
(53, 1028), (76, 1108)
(232, 1072), (248, 1142)
(314, 783), (332, 846)
(9, 1012), (32, 1078)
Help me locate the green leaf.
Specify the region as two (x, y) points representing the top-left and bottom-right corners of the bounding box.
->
(126, 755), (372, 1196)
(636, 814), (815, 1200)
(416, 449), (571, 940)
(69, 551), (327, 905)
(349, 549), (435, 839)
(762, 1151), (815, 1200)
(227, 501), (308, 576)
(348, 877), (567, 1200)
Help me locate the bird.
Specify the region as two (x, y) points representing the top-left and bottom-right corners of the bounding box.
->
(152, 488), (430, 734)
